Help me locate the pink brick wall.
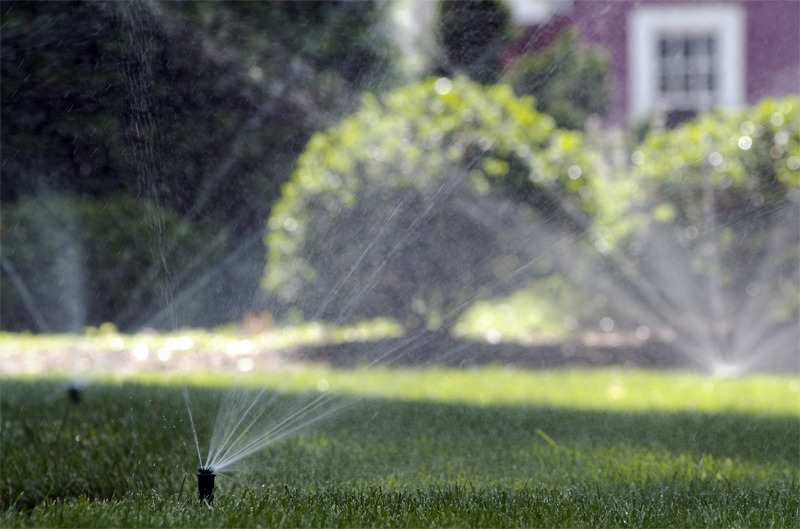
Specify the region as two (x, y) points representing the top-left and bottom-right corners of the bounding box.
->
(561, 0), (799, 124)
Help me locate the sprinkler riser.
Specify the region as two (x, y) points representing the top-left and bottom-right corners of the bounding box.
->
(66, 386), (81, 404)
(197, 468), (215, 503)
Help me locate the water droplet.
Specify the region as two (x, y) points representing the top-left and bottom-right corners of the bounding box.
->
(175, 336), (193, 350)
(631, 151), (645, 165)
(599, 317), (614, 332)
(635, 326), (651, 340)
(434, 77), (452, 95)
(283, 218), (298, 232)
(237, 358), (254, 372)
(249, 67), (264, 81)
(745, 282), (760, 297)
(787, 156), (800, 170)
(226, 340), (253, 355)
(738, 136), (752, 150)
(708, 152), (723, 166)
(684, 226), (699, 240)
(485, 329), (502, 344)
(771, 113), (784, 126)
(568, 165), (582, 179)
(606, 382), (624, 399)
(132, 343), (149, 361)
(317, 379), (329, 392)
(594, 238), (610, 254)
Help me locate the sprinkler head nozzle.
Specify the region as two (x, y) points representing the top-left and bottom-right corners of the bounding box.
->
(66, 386), (81, 404)
(197, 467), (215, 503)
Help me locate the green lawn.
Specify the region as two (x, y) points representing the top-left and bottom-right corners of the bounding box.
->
(2, 364), (798, 527)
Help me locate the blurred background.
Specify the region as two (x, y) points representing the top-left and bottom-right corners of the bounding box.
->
(1, 0), (798, 373)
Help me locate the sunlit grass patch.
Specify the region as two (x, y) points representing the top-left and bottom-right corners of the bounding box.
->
(126, 365), (800, 417)
(2, 365), (798, 528)
(453, 276), (587, 342)
(0, 319), (404, 360)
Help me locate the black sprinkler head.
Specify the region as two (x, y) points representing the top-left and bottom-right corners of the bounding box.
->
(66, 386), (81, 404)
(197, 467), (216, 503)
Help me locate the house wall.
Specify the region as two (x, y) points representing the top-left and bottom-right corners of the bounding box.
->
(568, 1), (634, 125)
(565, 0), (799, 125)
(745, 0), (800, 103)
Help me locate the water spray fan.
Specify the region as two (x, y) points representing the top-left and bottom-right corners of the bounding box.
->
(197, 467), (216, 503)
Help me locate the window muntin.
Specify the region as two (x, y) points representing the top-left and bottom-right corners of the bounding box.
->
(658, 34), (716, 113)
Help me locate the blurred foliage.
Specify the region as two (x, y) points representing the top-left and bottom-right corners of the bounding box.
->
(452, 274), (592, 342)
(634, 97), (799, 210)
(1, 0), (397, 224)
(263, 77), (607, 328)
(0, 318), (403, 360)
(0, 1), (398, 330)
(502, 28), (610, 130)
(540, 96), (800, 365)
(629, 97), (800, 319)
(264, 80), (799, 355)
(0, 194), (228, 332)
(436, 0), (511, 84)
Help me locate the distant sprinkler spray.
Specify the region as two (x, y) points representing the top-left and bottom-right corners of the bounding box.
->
(197, 467), (216, 503)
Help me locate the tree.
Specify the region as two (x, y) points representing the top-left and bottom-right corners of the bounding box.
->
(436, 0), (511, 84)
(262, 77), (605, 329)
(446, 96), (800, 371)
(537, 97), (800, 372)
(624, 97), (799, 371)
(1, 1), (396, 226)
(502, 28), (610, 130)
(0, 1), (398, 330)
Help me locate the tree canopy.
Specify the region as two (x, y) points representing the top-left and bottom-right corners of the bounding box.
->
(436, 0), (511, 84)
(628, 97), (799, 348)
(502, 29), (610, 130)
(1, 1), (397, 228)
(546, 96), (799, 370)
(0, 0), (398, 331)
(263, 80), (799, 365)
(263, 77), (610, 327)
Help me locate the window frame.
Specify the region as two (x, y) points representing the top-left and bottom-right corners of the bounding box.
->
(628, 3), (745, 123)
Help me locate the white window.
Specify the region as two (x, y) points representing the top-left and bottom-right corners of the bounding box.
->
(628, 4), (745, 125)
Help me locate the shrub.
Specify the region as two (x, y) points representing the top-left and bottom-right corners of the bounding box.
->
(262, 77), (604, 329)
(502, 28), (610, 131)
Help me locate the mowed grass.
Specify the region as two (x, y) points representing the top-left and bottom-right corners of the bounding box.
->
(2, 365), (799, 527)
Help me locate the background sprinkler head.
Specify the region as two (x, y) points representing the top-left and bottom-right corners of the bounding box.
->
(197, 467), (215, 503)
(66, 385), (81, 404)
